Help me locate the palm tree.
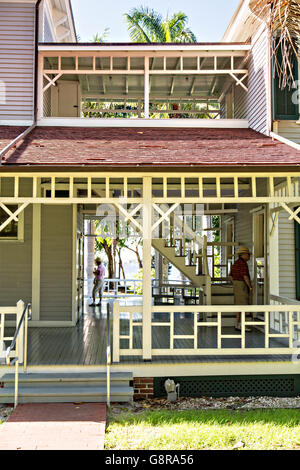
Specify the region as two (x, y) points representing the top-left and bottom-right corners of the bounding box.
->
(124, 6), (197, 43)
(249, 0), (300, 88)
(91, 28), (110, 43)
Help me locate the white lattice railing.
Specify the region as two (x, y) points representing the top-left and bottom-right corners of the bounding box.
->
(112, 302), (300, 362)
(0, 300), (26, 364)
(270, 295), (300, 339)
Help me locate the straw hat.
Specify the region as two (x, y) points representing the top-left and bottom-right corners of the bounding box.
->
(236, 246), (251, 256)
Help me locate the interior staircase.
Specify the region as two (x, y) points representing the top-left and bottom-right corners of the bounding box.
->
(152, 238), (204, 287)
(152, 237), (234, 305)
(0, 371), (133, 404)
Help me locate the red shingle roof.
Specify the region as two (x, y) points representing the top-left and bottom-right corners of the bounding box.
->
(1, 126), (300, 167)
(0, 126), (27, 153)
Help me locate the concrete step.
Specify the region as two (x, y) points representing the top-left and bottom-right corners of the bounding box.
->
(1, 372), (132, 386)
(0, 385), (133, 404)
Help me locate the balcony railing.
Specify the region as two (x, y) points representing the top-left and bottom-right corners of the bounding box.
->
(112, 303), (300, 362)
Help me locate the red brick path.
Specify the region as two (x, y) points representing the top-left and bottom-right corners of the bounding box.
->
(0, 403), (106, 450)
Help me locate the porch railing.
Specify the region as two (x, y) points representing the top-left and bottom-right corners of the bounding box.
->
(112, 302), (300, 362)
(84, 278), (143, 298)
(0, 300), (29, 367)
(0, 300), (31, 407)
(85, 277), (208, 301)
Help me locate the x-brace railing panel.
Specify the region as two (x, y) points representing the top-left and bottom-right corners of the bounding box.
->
(0, 203), (29, 233)
(281, 203), (300, 225)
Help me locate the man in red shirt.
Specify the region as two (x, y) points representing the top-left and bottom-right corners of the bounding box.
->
(229, 246), (253, 331)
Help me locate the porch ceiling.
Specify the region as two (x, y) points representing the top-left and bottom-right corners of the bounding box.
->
(1, 126), (300, 167)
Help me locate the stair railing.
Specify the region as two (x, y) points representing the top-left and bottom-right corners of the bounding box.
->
(5, 302), (31, 408)
(106, 302), (111, 407)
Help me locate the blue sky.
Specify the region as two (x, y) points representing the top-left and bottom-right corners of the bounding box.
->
(71, 0), (241, 42)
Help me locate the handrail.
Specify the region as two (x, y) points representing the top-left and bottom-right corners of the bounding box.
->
(270, 294), (300, 305)
(106, 302), (111, 408)
(5, 303), (31, 408)
(6, 303), (31, 368)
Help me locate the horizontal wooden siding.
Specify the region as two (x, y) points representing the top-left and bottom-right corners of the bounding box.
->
(0, 2), (35, 121)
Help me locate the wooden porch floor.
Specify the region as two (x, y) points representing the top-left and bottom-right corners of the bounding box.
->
(14, 300), (292, 366)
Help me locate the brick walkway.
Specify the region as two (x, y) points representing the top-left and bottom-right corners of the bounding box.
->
(0, 403), (106, 450)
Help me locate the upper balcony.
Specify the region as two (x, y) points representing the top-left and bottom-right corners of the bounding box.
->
(38, 42), (251, 127)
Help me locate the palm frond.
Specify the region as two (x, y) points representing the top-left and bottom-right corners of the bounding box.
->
(91, 28), (110, 43)
(176, 28), (198, 43)
(124, 7), (164, 42)
(167, 12), (188, 32)
(124, 6), (197, 43)
(250, 0), (300, 88)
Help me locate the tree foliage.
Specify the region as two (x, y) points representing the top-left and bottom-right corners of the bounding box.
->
(124, 6), (197, 43)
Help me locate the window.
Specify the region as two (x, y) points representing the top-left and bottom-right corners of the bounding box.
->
(0, 205), (23, 240)
(272, 39), (299, 120)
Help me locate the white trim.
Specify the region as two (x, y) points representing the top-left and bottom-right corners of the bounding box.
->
(37, 117), (249, 128)
(222, 0), (263, 42)
(0, 0), (36, 2)
(0, 121), (34, 127)
(64, 0), (76, 42)
(43, 0), (57, 42)
(2, 361), (299, 377)
(270, 132), (300, 151)
(39, 44), (251, 52)
(43, 0), (76, 43)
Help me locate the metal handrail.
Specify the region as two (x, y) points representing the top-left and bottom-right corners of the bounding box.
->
(5, 303), (31, 408)
(106, 302), (111, 408)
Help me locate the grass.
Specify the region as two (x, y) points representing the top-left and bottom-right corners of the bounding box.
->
(104, 408), (300, 450)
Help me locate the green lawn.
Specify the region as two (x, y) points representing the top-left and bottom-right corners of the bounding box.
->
(105, 408), (300, 450)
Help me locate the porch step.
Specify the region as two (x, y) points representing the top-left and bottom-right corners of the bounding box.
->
(0, 372), (133, 404)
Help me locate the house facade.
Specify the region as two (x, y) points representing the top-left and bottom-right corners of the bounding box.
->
(0, 0), (300, 402)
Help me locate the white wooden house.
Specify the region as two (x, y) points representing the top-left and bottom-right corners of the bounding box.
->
(0, 0), (300, 403)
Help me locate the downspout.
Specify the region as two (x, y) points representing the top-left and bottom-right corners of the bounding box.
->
(0, 0), (42, 165)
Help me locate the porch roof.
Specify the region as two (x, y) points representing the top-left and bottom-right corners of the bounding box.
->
(1, 126), (300, 167)
(0, 126), (28, 152)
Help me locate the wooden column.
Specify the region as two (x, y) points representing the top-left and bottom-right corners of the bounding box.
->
(144, 57), (150, 119)
(72, 204), (78, 325)
(16, 299), (25, 364)
(31, 204), (41, 322)
(142, 176), (152, 360)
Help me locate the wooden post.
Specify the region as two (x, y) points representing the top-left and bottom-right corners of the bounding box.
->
(16, 300), (25, 364)
(113, 301), (120, 363)
(32, 204), (41, 322)
(144, 57), (150, 119)
(142, 177), (152, 360)
(72, 204), (77, 324)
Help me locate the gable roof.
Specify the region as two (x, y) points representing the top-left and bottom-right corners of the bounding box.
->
(1, 126), (299, 169)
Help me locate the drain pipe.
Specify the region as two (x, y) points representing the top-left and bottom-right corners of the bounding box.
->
(0, 0), (42, 165)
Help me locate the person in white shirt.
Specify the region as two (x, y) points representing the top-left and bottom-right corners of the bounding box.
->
(89, 257), (105, 306)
